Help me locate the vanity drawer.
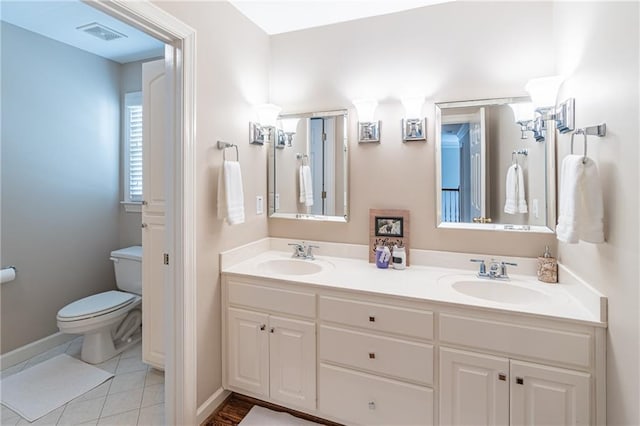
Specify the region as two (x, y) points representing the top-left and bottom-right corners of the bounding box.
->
(319, 363), (433, 426)
(319, 325), (433, 385)
(439, 314), (592, 368)
(319, 296), (433, 340)
(227, 281), (315, 318)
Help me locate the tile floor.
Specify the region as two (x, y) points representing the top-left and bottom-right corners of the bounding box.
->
(0, 337), (164, 425)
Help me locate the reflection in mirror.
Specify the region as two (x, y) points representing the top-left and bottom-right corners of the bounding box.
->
(268, 109), (348, 222)
(435, 97), (555, 233)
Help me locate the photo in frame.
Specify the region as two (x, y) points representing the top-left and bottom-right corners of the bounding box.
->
(369, 209), (410, 266)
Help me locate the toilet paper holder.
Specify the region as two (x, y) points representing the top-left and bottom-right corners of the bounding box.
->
(1, 266), (17, 284)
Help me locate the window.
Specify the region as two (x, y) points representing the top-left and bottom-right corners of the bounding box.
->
(124, 91), (143, 204)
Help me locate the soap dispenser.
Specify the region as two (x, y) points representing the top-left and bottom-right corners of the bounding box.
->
(537, 245), (558, 283)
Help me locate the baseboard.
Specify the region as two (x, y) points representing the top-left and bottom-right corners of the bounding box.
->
(197, 387), (231, 425)
(0, 332), (78, 369)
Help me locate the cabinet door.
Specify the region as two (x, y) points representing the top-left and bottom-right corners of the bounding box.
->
(141, 214), (165, 369)
(440, 347), (509, 426)
(142, 59), (166, 213)
(269, 315), (316, 410)
(510, 360), (590, 426)
(227, 308), (269, 397)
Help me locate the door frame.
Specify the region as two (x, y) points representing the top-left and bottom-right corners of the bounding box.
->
(83, 1), (197, 424)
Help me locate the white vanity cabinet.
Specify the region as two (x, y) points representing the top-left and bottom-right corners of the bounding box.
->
(224, 280), (317, 411)
(222, 269), (605, 426)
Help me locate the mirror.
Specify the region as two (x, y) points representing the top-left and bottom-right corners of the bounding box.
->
(268, 109), (348, 222)
(435, 97), (555, 233)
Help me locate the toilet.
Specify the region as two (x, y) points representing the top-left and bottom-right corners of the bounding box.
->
(57, 246), (143, 364)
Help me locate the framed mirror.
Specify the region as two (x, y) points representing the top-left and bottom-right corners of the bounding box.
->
(435, 97), (555, 233)
(268, 109), (348, 222)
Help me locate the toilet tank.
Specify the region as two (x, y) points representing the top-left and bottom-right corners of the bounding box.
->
(110, 246), (142, 295)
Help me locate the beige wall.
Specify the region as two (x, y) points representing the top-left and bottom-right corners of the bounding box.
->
(153, 1), (270, 407)
(553, 2), (639, 424)
(268, 2), (557, 257)
(1, 23), (121, 353)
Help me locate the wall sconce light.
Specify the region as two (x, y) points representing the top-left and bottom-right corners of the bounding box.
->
(250, 103), (281, 145)
(353, 99), (380, 143)
(279, 117), (300, 148)
(508, 102), (535, 140)
(401, 96), (426, 142)
(524, 76), (575, 142)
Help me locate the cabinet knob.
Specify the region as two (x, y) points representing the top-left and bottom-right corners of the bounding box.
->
(142, 200), (148, 206)
(369, 316), (376, 322)
(516, 377), (524, 385)
(368, 401), (376, 410)
(498, 373), (506, 381)
(270, 327), (275, 333)
(369, 352), (376, 359)
(141, 223), (148, 229)
(259, 324), (266, 331)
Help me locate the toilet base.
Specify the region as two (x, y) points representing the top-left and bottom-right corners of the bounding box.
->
(81, 328), (142, 364)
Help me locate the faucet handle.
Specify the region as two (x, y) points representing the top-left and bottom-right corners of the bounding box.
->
(470, 259), (486, 275)
(502, 261), (518, 266)
(500, 261), (518, 277)
(305, 244), (319, 259)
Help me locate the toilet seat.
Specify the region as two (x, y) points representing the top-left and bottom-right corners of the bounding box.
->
(57, 290), (136, 322)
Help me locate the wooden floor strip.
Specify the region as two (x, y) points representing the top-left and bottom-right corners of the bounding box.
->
(202, 393), (342, 426)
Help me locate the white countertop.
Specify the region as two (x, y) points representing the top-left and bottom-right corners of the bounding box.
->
(222, 247), (607, 327)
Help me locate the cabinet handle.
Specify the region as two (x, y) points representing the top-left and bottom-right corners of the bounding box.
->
(259, 324), (266, 331)
(369, 352), (376, 359)
(270, 327), (275, 333)
(369, 316), (376, 322)
(368, 401), (376, 410)
(516, 377), (524, 385)
(498, 373), (506, 381)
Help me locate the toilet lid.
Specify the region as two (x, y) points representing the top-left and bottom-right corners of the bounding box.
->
(57, 291), (137, 321)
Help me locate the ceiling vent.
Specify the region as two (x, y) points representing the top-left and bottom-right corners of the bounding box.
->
(76, 22), (127, 41)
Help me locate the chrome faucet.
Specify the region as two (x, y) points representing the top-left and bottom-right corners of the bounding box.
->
(470, 258), (518, 280)
(288, 241), (319, 260)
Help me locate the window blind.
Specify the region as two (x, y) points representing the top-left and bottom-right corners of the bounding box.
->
(124, 92), (143, 203)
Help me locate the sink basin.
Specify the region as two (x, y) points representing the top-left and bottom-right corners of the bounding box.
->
(450, 280), (550, 305)
(256, 258), (326, 276)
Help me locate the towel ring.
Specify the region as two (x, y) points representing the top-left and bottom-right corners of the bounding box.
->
(217, 140), (239, 162)
(570, 130), (588, 164)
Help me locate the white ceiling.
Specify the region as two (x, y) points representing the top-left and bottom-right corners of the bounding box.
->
(229, 0), (454, 35)
(0, 1), (164, 64)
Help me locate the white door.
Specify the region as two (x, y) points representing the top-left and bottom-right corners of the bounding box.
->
(227, 308), (270, 397)
(440, 347), (509, 426)
(510, 360), (591, 426)
(269, 315), (316, 410)
(141, 59), (166, 369)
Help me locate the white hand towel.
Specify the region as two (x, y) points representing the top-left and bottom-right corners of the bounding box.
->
(504, 165), (518, 214)
(516, 164), (528, 213)
(556, 155), (581, 243)
(556, 155), (604, 243)
(578, 157), (604, 243)
(299, 165), (314, 207)
(504, 164), (528, 214)
(217, 160), (245, 225)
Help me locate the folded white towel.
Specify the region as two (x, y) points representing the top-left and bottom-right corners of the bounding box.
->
(504, 164), (528, 214)
(217, 160), (245, 225)
(299, 165), (314, 207)
(556, 155), (604, 244)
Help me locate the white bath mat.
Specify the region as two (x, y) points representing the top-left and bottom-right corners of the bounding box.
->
(0, 354), (114, 422)
(239, 405), (323, 426)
